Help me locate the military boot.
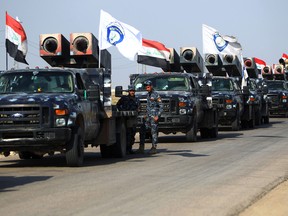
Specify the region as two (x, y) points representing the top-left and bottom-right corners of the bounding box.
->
(135, 145), (145, 154)
(148, 146), (157, 155)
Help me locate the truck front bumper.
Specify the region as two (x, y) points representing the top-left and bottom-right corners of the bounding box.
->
(0, 127), (71, 151)
(137, 115), (193, 133)
(219, 108), (237, 125)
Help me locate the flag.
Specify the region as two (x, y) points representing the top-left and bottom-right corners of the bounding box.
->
(98, 9), (142, 61)
(5, 12), (28, 65)
(202, 24), (247, 87)
(279, 53), (288, 66)
(202, 24), (242, 56)
(137, 38), (170, 70)
(254, 57), (266, 70)
(282, 53), (288, 60)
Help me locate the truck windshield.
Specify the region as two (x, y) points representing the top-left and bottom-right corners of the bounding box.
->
(212, 78), (234, 91)
(266, 81), (288, 90)
(134, 76), (189, 91)
(0, 71), (74, 93)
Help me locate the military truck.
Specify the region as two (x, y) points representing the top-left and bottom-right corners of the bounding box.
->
(205, 53), (254, 130)
(263, 64), (288, 117)
(0, 33), (136, 166)
(244, 57), (269, 125)
(129, 47), (219, 141)
(211, 76), (244, 130)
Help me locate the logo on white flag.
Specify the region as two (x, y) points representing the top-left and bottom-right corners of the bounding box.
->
(107, 22), (124, 46)
(213, 33), (228, 52)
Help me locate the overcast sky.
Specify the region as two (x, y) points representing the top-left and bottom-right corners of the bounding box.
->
(1, 0), (287, 88)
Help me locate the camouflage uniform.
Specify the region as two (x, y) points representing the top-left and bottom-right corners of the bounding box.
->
(139, 89), (163, 152)
(116, 87), (140, 153)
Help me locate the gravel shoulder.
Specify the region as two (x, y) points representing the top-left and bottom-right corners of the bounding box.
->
(239, 179), (288, 216)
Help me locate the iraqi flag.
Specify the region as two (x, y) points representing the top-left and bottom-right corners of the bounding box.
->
(279, 53), (288, 66)
(254, 57), (266, 69)
(137, 38), (170, 71)
(5, 12), (28, 65)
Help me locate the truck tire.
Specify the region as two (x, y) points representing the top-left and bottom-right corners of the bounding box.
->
(231, 108), (240, 131)
(263, 115), (269, 124)
(186, 115), (197, 142)
(209, 126), (218, 138)
(66, 127), (84, 167)
(113, 119), (127, 158)
(255, 110), (262, 126)
(200, 128), (209, 139)
(100, 144), (113, 158)
(18, 151), (32, 159)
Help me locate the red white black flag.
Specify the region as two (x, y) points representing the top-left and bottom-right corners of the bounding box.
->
(137, 38), (170, 70)
(254, 57), (266, 69)
(5, 12), (28, 65)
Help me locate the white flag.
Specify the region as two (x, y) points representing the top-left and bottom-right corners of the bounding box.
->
(98, 9), (142, 61)
(202, 24), (248, 87)
(202, 24), (242, 56)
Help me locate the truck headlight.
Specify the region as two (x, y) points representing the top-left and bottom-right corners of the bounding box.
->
(179, 109), (187, 114)
(55, 118), (66, 127)
(226, 104), (233, 109)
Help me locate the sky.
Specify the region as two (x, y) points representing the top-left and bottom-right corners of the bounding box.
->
(1, 0), (287, 88)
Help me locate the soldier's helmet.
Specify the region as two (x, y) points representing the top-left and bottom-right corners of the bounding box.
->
(128, 85), (135, 91)
(143, 80), (153, 86)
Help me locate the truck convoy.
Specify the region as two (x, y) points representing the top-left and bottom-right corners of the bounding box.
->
(0, 33), (136, 166)
(130, 47), (219, 141)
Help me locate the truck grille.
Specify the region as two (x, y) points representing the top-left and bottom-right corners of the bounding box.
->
(139, 98), (177, 114)
(268, 94), (279, 104)
(0, 105), (49, 127)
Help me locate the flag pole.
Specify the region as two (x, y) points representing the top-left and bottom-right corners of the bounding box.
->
(98, 49), (101, 68)
(6, 52), (8, 70)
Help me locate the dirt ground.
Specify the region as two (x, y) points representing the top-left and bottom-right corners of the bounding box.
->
(239, 180), (288, 216)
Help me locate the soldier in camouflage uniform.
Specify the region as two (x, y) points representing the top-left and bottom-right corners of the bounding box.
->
(137, 80), (163, 154)
(116, 85), (140, 154)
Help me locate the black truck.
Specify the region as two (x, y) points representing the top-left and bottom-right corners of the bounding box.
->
(211, 76), (244, 130)
(262, 64), (288, 117)
(0, 33), (136, 166)
(129, 47), (219, 141)
(205, 54), (255, 130)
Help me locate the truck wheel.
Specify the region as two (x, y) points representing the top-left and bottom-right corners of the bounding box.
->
(100, 144), (113, 158)
(231, 108), (240, 131)
(186, 115), (197, 142)
(66, 127), (84, 167)
(263, 115), (269, 124)
(209, 126), (218, 138)
(18, 151), (32, 159)
(255, 110), (262, 126)
(200, 128), (209, 139)
(113, 120), (127, 158)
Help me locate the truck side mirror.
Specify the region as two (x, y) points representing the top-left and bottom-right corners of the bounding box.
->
(87, 84), (100, 101)
(115, 86), (123, 97)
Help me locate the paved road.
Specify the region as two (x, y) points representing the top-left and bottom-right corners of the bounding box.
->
(1, 118), (288, 216)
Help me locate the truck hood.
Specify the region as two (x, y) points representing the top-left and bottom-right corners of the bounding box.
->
(0, 93), (76, 105)
(136, 91), (190, 99)
(212, 91), (233, 98)
(267, 90), (284, 94)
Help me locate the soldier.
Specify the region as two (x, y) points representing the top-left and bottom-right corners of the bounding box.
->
(116, 85), (140, 154)
(137, 80), (163, 154)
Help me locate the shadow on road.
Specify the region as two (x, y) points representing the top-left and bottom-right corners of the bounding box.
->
(0, 176), (52, 192)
